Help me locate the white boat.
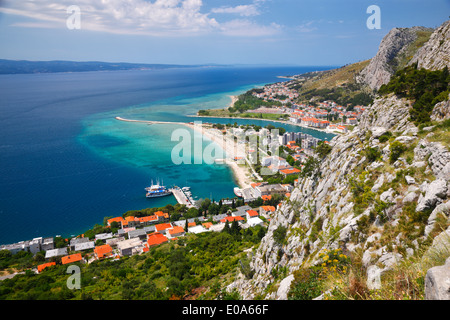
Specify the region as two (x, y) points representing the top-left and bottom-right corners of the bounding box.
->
(145, 179), (172, 198)
(234, 187), (243, 198)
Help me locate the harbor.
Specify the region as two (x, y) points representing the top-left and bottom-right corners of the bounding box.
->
(170, 186), (196, 208)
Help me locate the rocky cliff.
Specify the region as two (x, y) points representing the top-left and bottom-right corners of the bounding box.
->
(357, 26), (433, 90)
(409, 20), (450, 71)
(229, 20), (450, 300)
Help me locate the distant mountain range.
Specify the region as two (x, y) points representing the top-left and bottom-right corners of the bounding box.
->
(0, 59), (218, 74)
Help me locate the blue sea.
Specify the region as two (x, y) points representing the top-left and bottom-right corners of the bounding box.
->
(0, 65), (335, 244)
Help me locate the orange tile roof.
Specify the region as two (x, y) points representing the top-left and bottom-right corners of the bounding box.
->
(138, 215), (158, 223)
(155, 223), (172, 232)
(188, 222), (196, 227)
(221, 216), (245, 223)
(261, 195), (272, 201)
(147, 232), (168, 247)
(261, 205), (276, 212)
(280, 168), (301, 175)
(168, 226), (185, 236)
(107, 217), (124, 225)
(247, 210), (259, 217)
(94, 244), (113, 259)
(61, 253), (83, 265)
(154, 211), (169, 219)
(251, 182), (262, 189)
(202, 222), (213, 229)
(37, 262), (56, 273)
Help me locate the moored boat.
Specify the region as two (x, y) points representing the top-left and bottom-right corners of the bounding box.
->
(145, 180), (172, 198)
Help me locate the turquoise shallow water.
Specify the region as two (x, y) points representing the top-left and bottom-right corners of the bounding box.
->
(77, 85), (263, 206)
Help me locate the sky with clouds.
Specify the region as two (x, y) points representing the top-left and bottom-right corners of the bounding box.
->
(0, 0), (449, 66)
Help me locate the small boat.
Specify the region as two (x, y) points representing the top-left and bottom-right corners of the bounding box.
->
(234, 187), (243, 198)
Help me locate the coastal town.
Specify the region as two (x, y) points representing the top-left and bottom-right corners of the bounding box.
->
(1, 199), (279, 274)
(248, 81), (367, 134)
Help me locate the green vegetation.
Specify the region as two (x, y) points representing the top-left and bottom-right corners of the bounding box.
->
(230, 90), (281, 114)
(0, 225), (266, 300)
(315, 141), (332, 158)
(378, 64), (450, 125)
(364, 146), (382, 163)
(377, 131), (392, 143)
(288, 248), (350, 300)
(299, 86), (374, 108)
(273, 225), (288, 245)
(298, 156), (320, 179)
(389, 141), (407, 163)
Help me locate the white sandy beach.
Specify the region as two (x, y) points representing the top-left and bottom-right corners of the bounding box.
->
(186, 122), (252, 189)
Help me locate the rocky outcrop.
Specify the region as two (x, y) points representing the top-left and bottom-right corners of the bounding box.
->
(416, 179), (448, 212)
(431, 93), (450, 121)
(414, 139), (450, 181)
(409, 20), (450, 71)
(424, 227), (450, 300)
(357, 26), (433, 90)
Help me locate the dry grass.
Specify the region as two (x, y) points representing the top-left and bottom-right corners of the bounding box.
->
(298, 60), (371, 93)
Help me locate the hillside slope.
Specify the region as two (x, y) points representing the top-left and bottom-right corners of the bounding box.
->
(229, 20), (450, 300)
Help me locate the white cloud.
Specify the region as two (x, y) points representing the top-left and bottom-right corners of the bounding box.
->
(220, 19), (281, 37)
(211, 4), (260, 17)
(296, 21), (318, 33)
(1, 0), (283, 38)
(1, 0), (218, 36)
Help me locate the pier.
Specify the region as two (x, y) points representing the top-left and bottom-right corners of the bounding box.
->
(170, 187), (196, 208)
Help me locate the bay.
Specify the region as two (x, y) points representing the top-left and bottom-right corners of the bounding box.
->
(0, 65), (334, 244)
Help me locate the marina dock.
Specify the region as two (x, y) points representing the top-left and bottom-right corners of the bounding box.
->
(170, 187), (196, 208)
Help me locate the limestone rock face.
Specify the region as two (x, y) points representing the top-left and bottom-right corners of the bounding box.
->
(424, 228), (450, 300)
(357, 26), (433, 90)
(425, 258), (450, 300)
(229, 20), (450, 300)
(431, 94), (450, 122)
(409, 20), (450, 71)
(416, 179), (448, 212)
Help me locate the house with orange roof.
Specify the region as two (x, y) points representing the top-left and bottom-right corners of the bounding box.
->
(137, 215), (159, 226)
(168, 226), (185, 238)
(154, 211), (170, 222)
(346, 118), (357, 125)
(37, 262), (56, 273)
(147, 232), (169, 247)
(246, 210), (259, 220)
(261, 195), (272, 201)
(260, 205), (276, 216)
(107, 216), (124, 226)
(202, 222), (213, 229)
(155, 223), (173, 234)
(220, 216), (245, 223)
(61, 253), (83, 265)
(121, 216), (139, 228)
(279, 168), (301, 176)
(94, 244), (113, 260)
